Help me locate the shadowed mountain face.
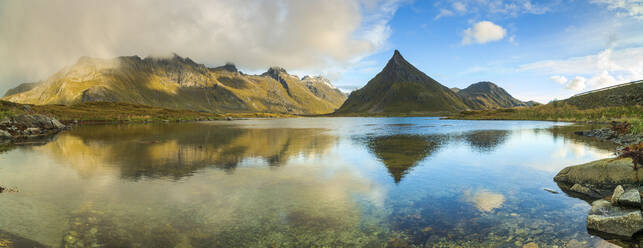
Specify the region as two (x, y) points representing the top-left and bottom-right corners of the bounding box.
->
(3, 55), (346, 115)
(366, 134), (444, 183)
(33, 123), (338, 180)
(456, 82), (526, 110)
(336, 50), (468, 114)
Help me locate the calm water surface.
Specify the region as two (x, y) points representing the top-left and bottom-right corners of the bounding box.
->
(0, 118), (617, 247)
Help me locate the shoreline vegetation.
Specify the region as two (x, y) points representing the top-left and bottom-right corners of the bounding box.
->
(1, 100), (640, 136)
(0, 100), (295, 125)
(450, 104), (642, 134)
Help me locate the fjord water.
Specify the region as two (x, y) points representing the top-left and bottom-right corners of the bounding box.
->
(0, 118), (615, 247)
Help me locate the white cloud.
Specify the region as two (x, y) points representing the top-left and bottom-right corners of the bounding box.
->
(433, 0), (553, 19)
(435, 9), (455, 19)
(453, 2), (467, 12)
(550, 75), (568, 84)
(587, 70), (618, 88)
(508, 35), (517, 45)
(462, 21), (507, 45)
(520, 47), (643, 90)
(592, 0), (643, 19)
(0, 0), (404, 89)
(566, 76), (587, 91)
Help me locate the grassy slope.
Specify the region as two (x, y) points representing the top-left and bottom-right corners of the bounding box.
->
(451, 81), (643, 133)
(564, 82), (642, 109)
(453, 104), (642, 134)
(0, 101), (293, 123)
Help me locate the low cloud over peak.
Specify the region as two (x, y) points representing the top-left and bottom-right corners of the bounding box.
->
(0, 0), (403, 89)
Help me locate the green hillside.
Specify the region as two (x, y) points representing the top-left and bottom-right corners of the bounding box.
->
(563, 81), (642, 109)
(452, 81), (643, 134)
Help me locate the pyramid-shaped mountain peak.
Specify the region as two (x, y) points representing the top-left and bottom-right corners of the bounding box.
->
(392, 49), (403, 60)
(335, 50), (468, 114)
(382, 50), (412, 73)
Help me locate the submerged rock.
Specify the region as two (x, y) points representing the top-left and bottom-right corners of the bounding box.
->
(569, 184), (602, 199)
(587, 199), (643, 237)
(522, 242), (538, 248)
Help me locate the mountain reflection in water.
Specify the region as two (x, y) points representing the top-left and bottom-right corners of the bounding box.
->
(459, 130), (510, 153)
(0, 118), (620, 247)
(33, 123), (337, 179)
(364, 134), (445, 183)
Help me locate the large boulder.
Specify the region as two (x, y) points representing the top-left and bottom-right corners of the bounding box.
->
(51, 119), (65, 129)
(612, 185), (625, 204)
(554, 158), (640, 199)
(0, 130), (12, 139)
(11, 114), (65, 131)
(13, 114), (54, 129)
(618, 189), (642, 208)
(23, 127), (41, 135)
(569, 183), (602, 198)
(587, 199), (643, 237)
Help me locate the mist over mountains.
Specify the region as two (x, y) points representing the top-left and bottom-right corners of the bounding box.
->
(3, 55), (347, 115)
(3, 50), (536, 115)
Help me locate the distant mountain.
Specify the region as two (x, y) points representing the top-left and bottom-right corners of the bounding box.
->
(336, 50), (468, 114)
(562, 80), (642, 109)
(524, 100), (541, 107)
(450, 87), (460, 93)
(3, 55), (346, 114)
(456, 81), (526, 110)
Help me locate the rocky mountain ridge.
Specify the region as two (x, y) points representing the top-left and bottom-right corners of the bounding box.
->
(3, 55), (346, 115)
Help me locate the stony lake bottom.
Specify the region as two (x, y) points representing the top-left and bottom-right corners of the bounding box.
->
(0, 117), (624, 247)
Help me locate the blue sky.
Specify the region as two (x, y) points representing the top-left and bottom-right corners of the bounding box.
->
(332, 0), (643, 103)
(1, 0), (642, 103)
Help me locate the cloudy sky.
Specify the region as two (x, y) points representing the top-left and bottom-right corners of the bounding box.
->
(1, 0), (642, 103)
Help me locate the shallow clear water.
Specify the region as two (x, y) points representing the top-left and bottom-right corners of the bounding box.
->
(0, 117), (617, 247)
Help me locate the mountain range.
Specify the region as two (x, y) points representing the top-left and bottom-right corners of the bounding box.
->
(3, 50), (533, 115)
(336, 50), (528, 114)
(3, 55), (346, 115)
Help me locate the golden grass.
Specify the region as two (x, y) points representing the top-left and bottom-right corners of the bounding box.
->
(451, 103), (643, 134)
(0, 100), (296, 123)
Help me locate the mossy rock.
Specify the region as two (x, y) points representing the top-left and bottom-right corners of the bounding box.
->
(554, 158), (640, 199)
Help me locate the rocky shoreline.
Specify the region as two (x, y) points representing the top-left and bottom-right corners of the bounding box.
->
(554, 125), (643, 245)
(574, 126), (643, 147)
(0, 113), (67, 143)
